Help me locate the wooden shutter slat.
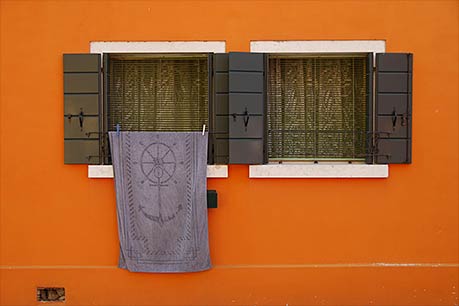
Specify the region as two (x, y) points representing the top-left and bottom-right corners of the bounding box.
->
(229, 93), (263, 114)
(377, 73), (410, 93)
(64, 116), (100, 139)
(64, 54), (100, 72)
(64, 94), (99, 115)
(64, 139), (100, 164)
(64, 73), (100, 93)
(228, 72), (264, 93)
(376, 139), (411, 164)
(215, 94), (229, 115)
(229, 116), (263, 138)
(377, 94), (409, 115)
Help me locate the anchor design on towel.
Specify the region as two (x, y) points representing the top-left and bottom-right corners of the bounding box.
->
(137, 141), (184, 226)
(139, 204), (183, 226)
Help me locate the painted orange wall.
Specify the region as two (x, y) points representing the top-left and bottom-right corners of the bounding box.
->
(1, 1), (458, 305)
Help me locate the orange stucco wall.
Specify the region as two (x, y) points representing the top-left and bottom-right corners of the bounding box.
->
(1, 1), (458, 305)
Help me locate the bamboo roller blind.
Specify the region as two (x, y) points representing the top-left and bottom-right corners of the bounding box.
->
(107, 55), (209, 132)
(267, 55), (368, 161)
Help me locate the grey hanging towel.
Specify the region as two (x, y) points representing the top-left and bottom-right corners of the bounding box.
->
(109, 132), (211, 273)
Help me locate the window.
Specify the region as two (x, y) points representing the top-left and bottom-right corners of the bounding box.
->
(267, 54), (368, 162)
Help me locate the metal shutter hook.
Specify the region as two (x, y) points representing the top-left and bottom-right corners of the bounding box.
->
(243, 108), (250, 132)
(78, 110), (84, 130)
(391, 110), (398, 130)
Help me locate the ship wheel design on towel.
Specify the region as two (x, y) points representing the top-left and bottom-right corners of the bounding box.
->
(138, 140), (183, 226)
(140, 142), (177, 185)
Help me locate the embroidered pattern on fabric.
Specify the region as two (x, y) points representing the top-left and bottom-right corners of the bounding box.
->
(123, 133), (198, 264)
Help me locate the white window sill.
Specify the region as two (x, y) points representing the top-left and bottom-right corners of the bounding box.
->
(249, 164), (388, 178)
(88, 165), (228, 179)
(90, 164), (387, 179)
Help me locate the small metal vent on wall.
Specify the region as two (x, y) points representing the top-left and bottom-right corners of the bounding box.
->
(37, 287), (65, 302)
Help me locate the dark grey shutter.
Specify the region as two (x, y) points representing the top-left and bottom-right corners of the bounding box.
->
(64, 54), (101, 164)
(227, 52), (267, 164)
(375, 53), (412, 164)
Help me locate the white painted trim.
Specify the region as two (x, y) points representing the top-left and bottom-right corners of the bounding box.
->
(88, 165), (228, 179)
(250, 40), (385, 54)
(207, 165), (228, 178)
(88, 165), (113, 178)
(249, 164), (388, 178)
(90, 41), (226, 54)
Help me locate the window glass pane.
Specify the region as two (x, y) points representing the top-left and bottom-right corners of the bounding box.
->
(108, 54), (209, 132)
(267, 55), (367, 161)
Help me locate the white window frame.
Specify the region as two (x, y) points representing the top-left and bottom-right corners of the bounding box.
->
(249, 40), (388, 178)
(87, 41), (228, 179)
